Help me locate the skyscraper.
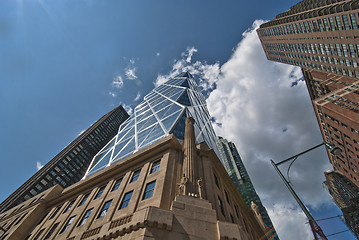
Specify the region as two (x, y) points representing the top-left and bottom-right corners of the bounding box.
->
(0, 105), (129, 214)
(324, 170), (359, 238)
(216, 137), (278, 238)
(0, 73), (268, 240)
(84, 72), (219, 178)
(257, 0), (359, 188)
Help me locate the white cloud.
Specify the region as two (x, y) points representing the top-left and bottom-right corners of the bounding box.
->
(183, 46), (198, 63)
(112, 75), (124, 89)
(109, 91), (117, 98)
(156, 52), (160, 56)
(125, 67), (137, 80)
(155, 48), (220, 90)
(267, 204), (312, 239)
(134, 92), (141, 101)
(36, 161), (44, 171)
(122, 103), (133, 116)
(155, 20), (334, 239)
(130, 59), (135, 64)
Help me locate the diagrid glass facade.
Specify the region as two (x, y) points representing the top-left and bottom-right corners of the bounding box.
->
(84, 72), (219, 177)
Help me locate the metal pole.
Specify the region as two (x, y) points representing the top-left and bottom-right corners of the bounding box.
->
(271, 160), (315, 221)
(275, 142), (324, 166)
(271, 160), (328, 240)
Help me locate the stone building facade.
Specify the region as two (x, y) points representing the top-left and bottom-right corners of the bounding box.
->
(0, 119), (267, 240)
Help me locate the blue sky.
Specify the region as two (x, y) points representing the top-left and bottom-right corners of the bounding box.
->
(0, 0), (355, 239)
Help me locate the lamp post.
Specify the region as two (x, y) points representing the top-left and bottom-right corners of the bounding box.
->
(271, 141), (342, 240)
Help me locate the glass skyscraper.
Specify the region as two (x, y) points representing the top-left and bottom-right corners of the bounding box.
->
(216, 137), (278, 239)
(84, 72), (219, 177)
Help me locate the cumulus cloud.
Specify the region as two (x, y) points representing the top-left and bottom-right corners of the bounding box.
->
(112, 75), (124, 89)
(155, 48), (220, 91)
(134, 92), (141, 101)
(267, 204), (312, 239)
(36, 161), (44, 171)
(156, 52), (160, 56)
(109, 91), (117, 98)
(155, 20), (334, 239)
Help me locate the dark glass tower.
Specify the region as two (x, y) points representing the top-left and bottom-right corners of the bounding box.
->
(0, 105), (129, 213)
(216, 137), (278, 238)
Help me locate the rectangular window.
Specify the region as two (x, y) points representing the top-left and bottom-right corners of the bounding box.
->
(119, 191), (133, 209)
(218, 197), (225, 216)
(329, 17), (336, 31)
(33, 229), (44, 240)
(214, 174), (220, 188)
(143, 181), (156, 200)
(78, 208), (93, 226)
(94, 186), (106, 199)
(63, 200), (75, 213)
(323, 18), (330, 31)
(111, 178), (122, 191)
(44, 222), (59, 239)
(97, 200), (112, 218)
(335, 16), (342, 30)
(78, 193), (89, 207)
(342, 44), (348, 57)
(60, 216), (75, 234)
(50, 206), (61, 219)
(150, 160), (161, 174)
(350, 14), (358, 29)
(342, 15), (350, 30)
(130, 169), (141, 183)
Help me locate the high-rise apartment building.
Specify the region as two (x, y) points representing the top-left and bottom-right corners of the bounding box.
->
(0, 73), (269, 240)
(324, 170), (359, 238)
(257, 0), (359, 188)
(0, 106), (129, 214)
(216, 137), (277, 237)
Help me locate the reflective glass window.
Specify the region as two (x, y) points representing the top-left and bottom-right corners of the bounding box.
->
(97, 200), (112, 218)
(60, 216), (75, 234)
(78, 208), (92, 226)
(111, 178), (122, 191)
(143, 181), (156, 200)
(78, 193), (89, 207)
(44, 222), (59, 239)
(130, 169), (141, 183)
(150, 160), (161, 174)
(119, 191), (133, 209)
(94, 186), (106, 199)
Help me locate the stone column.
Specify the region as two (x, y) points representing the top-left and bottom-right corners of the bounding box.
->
(179, 117), (198, 196)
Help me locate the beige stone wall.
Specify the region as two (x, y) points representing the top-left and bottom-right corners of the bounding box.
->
(0, 134), (265, 240)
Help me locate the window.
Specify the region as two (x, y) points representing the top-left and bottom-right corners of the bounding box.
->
(50, 206), (61, 219)
(60, 216), (75, 234)
(214, 174), (220, 188)
(44, 222), (59, 239)
(150, 160), (161, 174)
(119, 191), (133, 209)
(130, 169), (141, 183)
(63, 200), (75, 213)
(97, 200), (112, 218)
(78, 193), (89, 207)
(78, 208), (92, 226)
(33, 229), (44, 240)
(225, 190), (230, 204)
(143, 181), (156, 200)
(94, 186), (106, 199)
(218, 197), (225, 216)
(111, 178), (122, 191)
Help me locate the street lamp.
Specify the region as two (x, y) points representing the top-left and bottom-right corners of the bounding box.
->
(271, 141), (342, 240)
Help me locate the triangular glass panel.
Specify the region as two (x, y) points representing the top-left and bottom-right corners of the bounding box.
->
(139, 123), (166, 148)
(177, 90), (192, 106)
(180, 79), (190, 88)
(170, 110), (188, 140)
(161, 108), (183, 133)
